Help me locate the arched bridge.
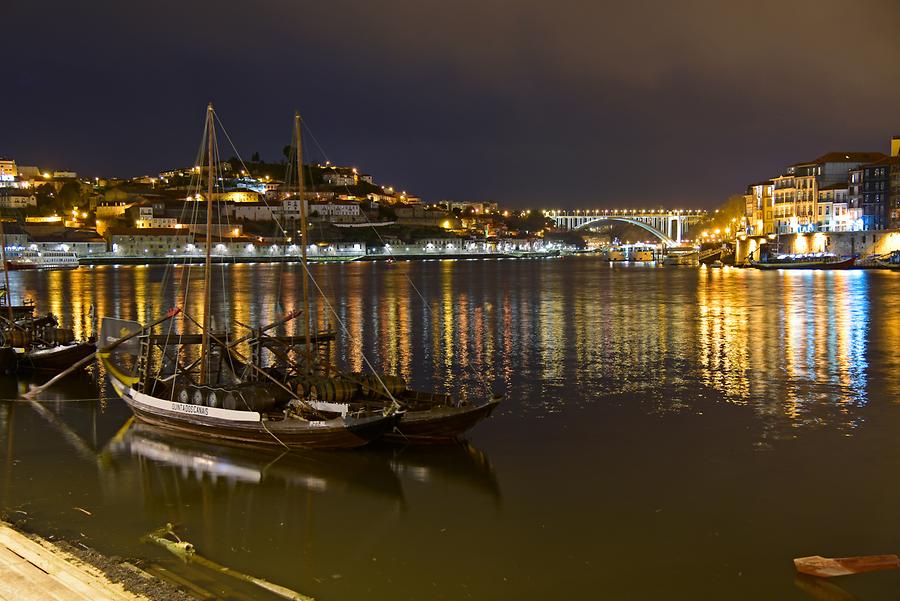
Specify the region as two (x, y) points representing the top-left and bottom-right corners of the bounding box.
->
(545, 209), (706, 245)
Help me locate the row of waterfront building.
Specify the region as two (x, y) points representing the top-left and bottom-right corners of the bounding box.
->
(743, 136), (900, 235)
(0, 221), (556, 261)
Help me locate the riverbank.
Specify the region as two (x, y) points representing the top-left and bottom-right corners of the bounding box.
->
(77, 250), (561, 266)
(0, 520), (190, 601)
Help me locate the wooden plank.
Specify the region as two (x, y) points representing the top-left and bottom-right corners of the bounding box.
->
(0, 551), (92, 601)
(0, 566), (50, 600)
(0, 525), (147, 600)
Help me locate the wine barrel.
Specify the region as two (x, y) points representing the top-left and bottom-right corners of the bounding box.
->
(311, 378), (356, 403)
(362, 374), (406, 398)
(295, 377), (316, 397)
(221, 390), (239, 411)
(6, 329), (31, 348)
(238, 385), (277, 412)
(177, 387), (191, 405)
(217, 385), (276, 412)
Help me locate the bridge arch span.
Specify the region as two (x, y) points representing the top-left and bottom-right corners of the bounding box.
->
(573, 217), (676, 246)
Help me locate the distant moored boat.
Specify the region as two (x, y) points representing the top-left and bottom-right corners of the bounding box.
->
(751, 253), (856, 270)
(6, 250), (80, 270)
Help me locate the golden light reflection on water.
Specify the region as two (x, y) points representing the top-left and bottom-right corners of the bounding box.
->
(5, 260), (895, 433)
(696, 268), (752, 402)
(440, 262), (456, 385)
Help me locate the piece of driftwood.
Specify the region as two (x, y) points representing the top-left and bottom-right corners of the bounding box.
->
(144, 525), (313, 601)
(794, 554), (900, 578)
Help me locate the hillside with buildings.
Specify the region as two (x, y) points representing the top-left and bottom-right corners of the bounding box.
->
(0, 157), (557, 260)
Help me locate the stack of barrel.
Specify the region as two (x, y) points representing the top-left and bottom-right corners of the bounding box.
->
(295, 373), (407, 404)
(175, 383), (278, 413)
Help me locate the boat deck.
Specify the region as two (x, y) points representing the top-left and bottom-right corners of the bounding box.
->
(0, 523), (149, 600)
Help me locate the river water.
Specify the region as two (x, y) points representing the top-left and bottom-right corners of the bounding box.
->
(2, 257), (900, 600)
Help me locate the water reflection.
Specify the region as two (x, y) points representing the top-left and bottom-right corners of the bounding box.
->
(4, 261), (895, 438)
(104, 421), (406, 504)
(101, 421), (502, 507)
(378, 442), (501, 507)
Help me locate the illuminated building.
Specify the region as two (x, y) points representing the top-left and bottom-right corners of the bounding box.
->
(815, 182), (852, 232)
(0, 188), (37, 208)
(743, 180), (772, 235)
(749, 149), (887, 234)
(0, 159), (17, 182)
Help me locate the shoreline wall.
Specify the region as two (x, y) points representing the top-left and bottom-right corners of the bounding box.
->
(736, 229), (900, 264)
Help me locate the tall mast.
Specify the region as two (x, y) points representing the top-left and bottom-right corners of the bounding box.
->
(0, 220), (13, 323)
(295, 112), (312, 374)
(200, 103), (215, 382)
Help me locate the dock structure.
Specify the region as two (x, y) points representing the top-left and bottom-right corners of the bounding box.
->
(0, 523), (149, 601)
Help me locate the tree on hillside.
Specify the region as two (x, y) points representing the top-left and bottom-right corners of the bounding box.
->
(378, 205), (397, 221)
(503, 210), (553, 234)
(695, 194), (746, 239)
(251, 151), (261, 163)
(58, 181), (84, 210)
(34, 183), (61, 215)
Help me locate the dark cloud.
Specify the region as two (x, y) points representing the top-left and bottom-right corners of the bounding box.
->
(5, 0), (899, 207)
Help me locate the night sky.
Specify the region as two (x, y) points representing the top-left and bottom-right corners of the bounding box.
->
(5, 0), (899, 209)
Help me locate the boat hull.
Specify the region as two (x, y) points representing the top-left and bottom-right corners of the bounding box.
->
(752, 257), (856, 270)
(875, 261), (900, 270)
(384, 397), (502, 444)
(105, 369), (401, 449)
(127, 403), (396, 449)
(0, 347), (16, 375)
(17, 341), (95, 372)
(5, 262), (79, 271)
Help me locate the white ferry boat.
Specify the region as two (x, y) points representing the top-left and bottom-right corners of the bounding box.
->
(6, 250), (80, 271)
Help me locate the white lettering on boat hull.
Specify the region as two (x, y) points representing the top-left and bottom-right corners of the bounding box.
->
(129, 389), (262, 422)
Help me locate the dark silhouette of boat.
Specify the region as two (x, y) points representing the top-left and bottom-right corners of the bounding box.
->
(751, 254), (856, 270)
(382, 392), (502, 443)
(0, 292), (95, 375)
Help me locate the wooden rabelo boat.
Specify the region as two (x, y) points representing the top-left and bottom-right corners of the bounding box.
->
(99, 105), (401, 449)
(751, 253), (856, 270)
(223, 113), (503, 444)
